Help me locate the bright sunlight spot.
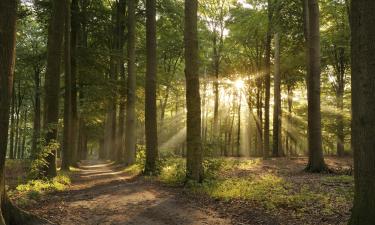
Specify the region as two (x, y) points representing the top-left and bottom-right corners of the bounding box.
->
(234, 79), (245, 90)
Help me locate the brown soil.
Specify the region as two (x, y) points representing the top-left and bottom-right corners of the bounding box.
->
(30, 160), (232, 225)
(27, 157), (354, 225)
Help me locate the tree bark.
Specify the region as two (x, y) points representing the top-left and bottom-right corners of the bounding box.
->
(42, 0), (66, 178)
(0, 1), (52, 223)
(144, 0), (159, 174)
(125, 0), (137, 165)
(305, 0), (327, 172)
(272, 33), (282, 157)
(70, 0), (79, 165)
(62, 0), (72, 171)
(264, 0), (272, 159)
(8, 88), (15, 159)
(31, 65), (41, 160)
(349, 0), (375, 224)
(116, 0), (126, 163)
(185, 0), (203, 182)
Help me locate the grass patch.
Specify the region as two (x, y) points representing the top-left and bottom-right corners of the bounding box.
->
(159, 158), (186, 185)
(123, 164), (143, 175)
(153, 157), (353, 217)
(9, 172), (71, 206)
(322, 175), (354, 183)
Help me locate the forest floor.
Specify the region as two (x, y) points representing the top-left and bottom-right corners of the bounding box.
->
(27, 160), (231, 225)
(13, 157), (353, 225)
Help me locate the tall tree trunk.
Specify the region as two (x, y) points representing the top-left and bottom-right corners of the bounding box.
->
(335, 47), (345, 157)
(14, 82), (21, 159)
(62, 0), (72, 171)
(273, 33), (282, 157)
(305, 0), (327, 172)
(286, 85), (293, 155)
(70, 0), (79, 165)
(20, 109), (27, 159)
(264, 0), (272, 159)
(31, 66), (41, 160)
(117, 0), (126, 163)
(8, 88), (15, 159)
(144, 0), (159, 174)
(213, 34), (219, 142)
(42, 0), (66, 178)
(125, 0), (137, 165)
(185, 0), (203, 182)
(236, 92), (241, 157)
(349, 1), (375, 224)
(0, 1), (51, 223)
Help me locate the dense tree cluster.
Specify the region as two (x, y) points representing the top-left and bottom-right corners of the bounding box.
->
(0, 0), (373, 224)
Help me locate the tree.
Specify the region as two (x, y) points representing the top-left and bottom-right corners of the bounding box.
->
(70, 0), (79, 164)
(184, 0), (203, 181)
(0, 0), (50, 223)
(116, 0), (126, 163)
(125, 0), (137, 165)
(272, 32), (282, 156)
(144, 0), (159, 174)
(349, 0), (375, 224)
(62, 0), (72, 171)
(304, 0), (327, 172)
(42, 0), (67, 177)
(264, 0), (273, 158)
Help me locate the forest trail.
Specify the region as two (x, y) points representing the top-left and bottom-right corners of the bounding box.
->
(31, 160), (231, 225)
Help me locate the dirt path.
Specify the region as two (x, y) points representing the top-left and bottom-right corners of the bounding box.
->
(31, 160), (231, 225)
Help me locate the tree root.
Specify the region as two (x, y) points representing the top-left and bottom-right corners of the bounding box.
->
(304, 163), (333, 174)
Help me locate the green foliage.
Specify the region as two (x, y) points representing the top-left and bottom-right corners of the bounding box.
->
(159, 158), (186, 185)
(29, 140), (60, 179)
(9, 172), (71, 206)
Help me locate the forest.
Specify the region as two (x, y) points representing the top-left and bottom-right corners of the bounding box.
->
(0, 0), (374, 224)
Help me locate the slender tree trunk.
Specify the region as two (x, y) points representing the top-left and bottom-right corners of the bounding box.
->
(31, 66), (41, 160)
(349, 1), (375, 224)
(42, 0), (66, 178)
(20, 109), (27, 159)
(117, 0), (126, 163)
(70, 0), (79, 165)
(335, 47), (345, 157)
(14, 85), (21, 159)
(125, 0), (137, 165)
(236, 92), (241, 157)
(144, 0), (159, 174)
(8, 88), (15, 159)
(185, 0), (203, 182)
(62, 0), (72, 171)
(213, 34), (219, 142)
(273, 33), (282, 157)
(336, 86), (345, 157)
(305, 0), (327, 172)
(286, 85), (293, 155)
(264, 0), (272, 159)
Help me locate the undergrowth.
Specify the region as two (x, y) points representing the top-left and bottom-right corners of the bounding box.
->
(8, 172), (71, 207)
(146, 156), (354, 216)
